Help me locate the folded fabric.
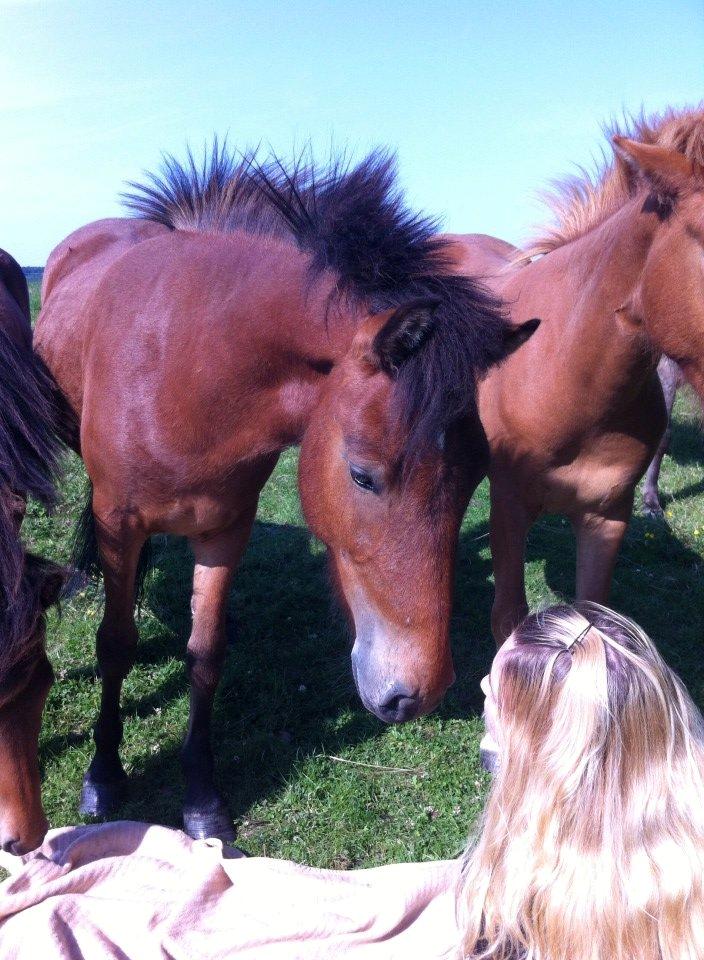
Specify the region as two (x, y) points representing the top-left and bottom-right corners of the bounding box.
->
(0, 821), (460, 959)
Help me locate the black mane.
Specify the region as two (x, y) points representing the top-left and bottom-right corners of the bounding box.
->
(124, 144), (512, 463)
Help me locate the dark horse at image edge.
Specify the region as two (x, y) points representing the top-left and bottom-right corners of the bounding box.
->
(0, 248), (67, 854)
(35, 146), (538, 840)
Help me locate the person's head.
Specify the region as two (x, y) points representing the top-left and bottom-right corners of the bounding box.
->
(460, 602), (704, 960)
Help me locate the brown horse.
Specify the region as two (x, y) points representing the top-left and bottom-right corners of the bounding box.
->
(0, 248), (66, 854)
(450, 106), (704, 643)
(35, 149), (538, 839)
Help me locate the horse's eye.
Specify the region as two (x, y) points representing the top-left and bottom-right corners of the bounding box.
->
(350, 465), (376, 492)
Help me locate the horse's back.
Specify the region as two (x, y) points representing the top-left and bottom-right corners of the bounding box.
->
(41, 218), (167, 303)
(36, 218), (169, 419)
(443, 233), (518, 281)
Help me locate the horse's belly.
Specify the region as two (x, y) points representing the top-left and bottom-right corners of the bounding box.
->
(539, 433), (657, 515)
(91, 452), (280, 540)
(541, 461), (638, 514)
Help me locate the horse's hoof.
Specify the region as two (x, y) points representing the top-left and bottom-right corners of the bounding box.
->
(79, 773), (127, 818)
(642, 500), (665, 520)
(183, 801), (237, 842)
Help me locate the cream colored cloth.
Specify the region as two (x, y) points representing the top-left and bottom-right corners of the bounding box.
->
(0, 821), (461, 959)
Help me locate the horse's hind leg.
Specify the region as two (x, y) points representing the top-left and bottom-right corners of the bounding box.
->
(181, 508), (257, 841)
(80, 509), (145, 817)
(642, 356), (680, 517)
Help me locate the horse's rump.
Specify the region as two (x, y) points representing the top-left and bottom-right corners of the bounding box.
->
(36, 218), (169, 420)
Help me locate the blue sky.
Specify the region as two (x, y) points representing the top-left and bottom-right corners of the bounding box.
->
(1, 0), (702, 264)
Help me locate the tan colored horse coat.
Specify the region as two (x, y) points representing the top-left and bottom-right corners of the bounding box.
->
(450, 220), (665, 641)
(451, 105), (704, 642)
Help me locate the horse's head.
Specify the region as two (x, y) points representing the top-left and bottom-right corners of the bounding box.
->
(0, 554), (65, 855)
(300, 296), (538, 723)
(612, 132), (704, 394)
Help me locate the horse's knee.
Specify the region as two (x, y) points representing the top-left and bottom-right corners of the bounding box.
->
(186, 646), (226, 696)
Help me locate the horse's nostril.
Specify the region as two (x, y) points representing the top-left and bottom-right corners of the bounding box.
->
(378, 684), (421, 724)
(0, 837), (20, 854)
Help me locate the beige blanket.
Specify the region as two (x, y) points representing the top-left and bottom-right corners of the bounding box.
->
(0, 822), (460, 959)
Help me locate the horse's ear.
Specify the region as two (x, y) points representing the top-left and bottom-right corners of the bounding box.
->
(371, 299), (440, 377)
(613, 136), (696, 192)
(501, 317), (540, 357)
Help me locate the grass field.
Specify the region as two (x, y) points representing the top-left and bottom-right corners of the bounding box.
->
(22, 279), (704, 869)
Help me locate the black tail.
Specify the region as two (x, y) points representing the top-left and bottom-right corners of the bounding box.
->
(0, 249), (30, 324)
(0, 328), (64, 508)
(70, 482), (102, 584)
(0, 323), (67, 647)
(70, 481), (154, 604)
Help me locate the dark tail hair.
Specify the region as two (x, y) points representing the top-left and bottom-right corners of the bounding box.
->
(0, 322), (67, 647)
(0, 332), (64, 507)
(0, 249), (30, 323)
(70, 481), (154, 605)
(70, 483), (102, 583)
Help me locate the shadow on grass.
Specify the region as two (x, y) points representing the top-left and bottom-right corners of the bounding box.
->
(655, 476), (704, 504)
(42, 520), (377, 828)
(664, 414), (703, 468)
(40, 470), (704, 829)
(39, 508), (498, 829)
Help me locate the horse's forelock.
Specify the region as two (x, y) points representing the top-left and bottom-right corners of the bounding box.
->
(390, 275), (510, 469)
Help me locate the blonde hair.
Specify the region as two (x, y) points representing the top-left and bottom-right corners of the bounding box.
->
(458, 602), (704, 960)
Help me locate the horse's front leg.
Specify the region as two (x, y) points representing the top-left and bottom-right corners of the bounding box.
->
(80, 505), (145, 817)
(572, 498), (633, 603)
(182, 506), (258, 841)
(489, 480), (537, 645)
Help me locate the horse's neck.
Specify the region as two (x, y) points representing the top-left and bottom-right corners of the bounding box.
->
(248, 273), (362, 450)
(508, 199), (660, 388)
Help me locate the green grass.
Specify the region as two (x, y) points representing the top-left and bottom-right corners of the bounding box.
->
(22, 280), (704, 868)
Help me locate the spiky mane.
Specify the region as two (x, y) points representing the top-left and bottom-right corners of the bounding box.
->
(521, 104), (704, 261)
(124, 142), (512, 464)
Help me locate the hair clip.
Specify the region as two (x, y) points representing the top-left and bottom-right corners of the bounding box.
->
(565, 621), (592, 650)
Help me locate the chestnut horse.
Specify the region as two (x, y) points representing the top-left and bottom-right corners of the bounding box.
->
(451, 106), (704, 642)
(0, 248), (65, 854)
(35, 149), (537, 839)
